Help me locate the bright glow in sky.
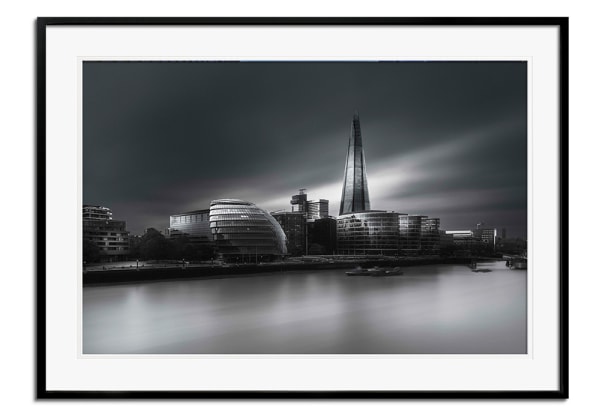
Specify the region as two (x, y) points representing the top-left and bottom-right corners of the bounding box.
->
(83, 61), (527, 237)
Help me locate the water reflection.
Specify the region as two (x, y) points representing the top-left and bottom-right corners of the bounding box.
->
(83, 261), (526, 354)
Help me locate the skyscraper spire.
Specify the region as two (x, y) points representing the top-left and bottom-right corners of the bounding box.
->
(339, 112), (371, 215)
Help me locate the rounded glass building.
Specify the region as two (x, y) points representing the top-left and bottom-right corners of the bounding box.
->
(337, 211), (399, 256)
(209, 199), (288, 262)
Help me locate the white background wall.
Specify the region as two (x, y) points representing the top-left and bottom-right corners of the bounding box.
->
(0, 0), (594, 418)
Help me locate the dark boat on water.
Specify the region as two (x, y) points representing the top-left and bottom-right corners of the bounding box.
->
(505, 256), (527, 270)
(469, 260), (492, 273)
(510, 258), (527, 270)
(345, 267), (368, 276)
(502, 255), (527, 270)
(345, 266), (404, 277)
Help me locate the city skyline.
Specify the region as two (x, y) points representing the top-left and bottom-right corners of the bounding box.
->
(83, 61), (527, 237)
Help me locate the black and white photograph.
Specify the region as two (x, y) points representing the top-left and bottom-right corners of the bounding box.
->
(34, 17), (568, 399)
(82, 60), (528, 355)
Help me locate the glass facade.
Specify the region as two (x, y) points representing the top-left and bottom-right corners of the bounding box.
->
(339, 112), (371, 215)
(271, 211), (306, 256)
(420, 217), (441, 256)
(307, 217), (337, 255)
(398, 215), (422, 256)
(209, 199), (287, 261)
(337, 211), (399, 256)
(398, 215), (441, 256)
(169, 209), (212, 244)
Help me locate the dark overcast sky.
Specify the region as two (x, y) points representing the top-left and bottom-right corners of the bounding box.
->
(83, 61), (527, 237)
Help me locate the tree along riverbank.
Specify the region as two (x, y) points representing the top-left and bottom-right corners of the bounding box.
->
(82, 257), (486, 286)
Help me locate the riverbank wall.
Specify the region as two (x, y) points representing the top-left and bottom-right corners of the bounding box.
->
(82, 257), (477, 286)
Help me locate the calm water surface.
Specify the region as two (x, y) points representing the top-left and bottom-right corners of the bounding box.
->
(83, 261), (526, 354)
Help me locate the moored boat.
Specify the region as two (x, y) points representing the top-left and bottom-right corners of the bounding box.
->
(345, 266), (403, 276)
(345, 266), (369, 276)
(505, 255), (527, 270)
(511, 259), (527, 270)
(367, 266), (386, 276)
(384, 267), (404, 276)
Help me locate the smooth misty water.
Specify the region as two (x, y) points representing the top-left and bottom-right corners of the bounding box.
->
(83, 261), (527, 354)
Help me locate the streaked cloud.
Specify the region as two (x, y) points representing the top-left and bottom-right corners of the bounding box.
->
(84, 61), (527, 237)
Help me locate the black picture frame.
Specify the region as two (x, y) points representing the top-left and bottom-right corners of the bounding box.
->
(36, 17), (568, 399)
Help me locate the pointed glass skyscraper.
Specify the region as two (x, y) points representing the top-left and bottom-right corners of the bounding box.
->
(339, 112), (371, 215)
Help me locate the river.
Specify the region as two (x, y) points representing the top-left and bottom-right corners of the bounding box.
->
(82, 261), (527, 354)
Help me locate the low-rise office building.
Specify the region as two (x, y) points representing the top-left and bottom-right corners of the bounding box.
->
(444, 227), (497, 255)
(307, 199), (329, 220)
(337, 211), (399, 256)
(474, 227), (497, 250)
(82, 205), (130, 262)
(307, 217), (337, 255)
(271, 211), (306, 256)
(420, 217), (441, 256)
(398, 215), (441, 257)
(398, 214), (420, 256)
